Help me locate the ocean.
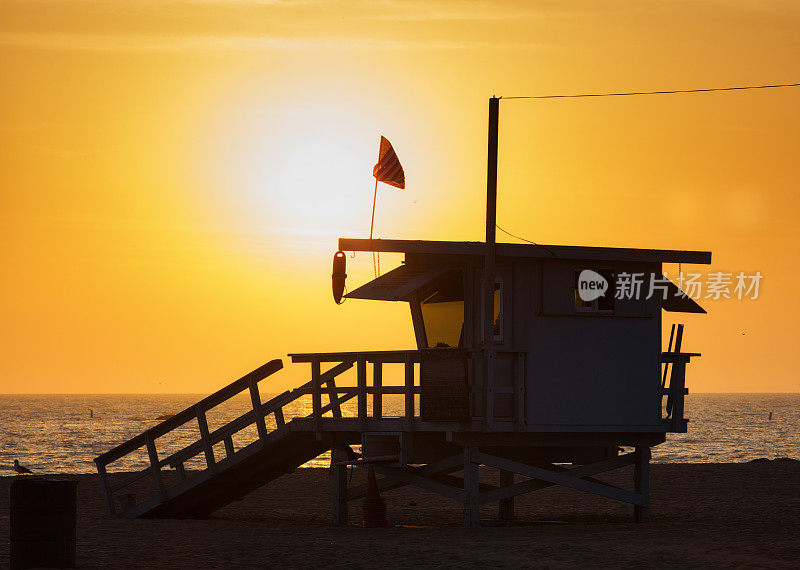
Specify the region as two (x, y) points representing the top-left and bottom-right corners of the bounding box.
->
(1, 393), (797, 475)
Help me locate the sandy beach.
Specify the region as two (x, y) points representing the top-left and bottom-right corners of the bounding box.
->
(2, 460), (798, 568)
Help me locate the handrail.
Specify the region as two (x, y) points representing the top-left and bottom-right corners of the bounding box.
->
(95, 359), (283, 467)
(289, 348), (522, 363)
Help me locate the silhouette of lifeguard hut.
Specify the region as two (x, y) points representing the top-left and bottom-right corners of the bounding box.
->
(322, 236), (708, 524)
(94, 99), (709, 526)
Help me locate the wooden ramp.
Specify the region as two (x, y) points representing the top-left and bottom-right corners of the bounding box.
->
(94, 358), (360, 519)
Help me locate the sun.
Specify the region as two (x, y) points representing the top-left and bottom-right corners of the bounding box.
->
(190, 98), (381, 245)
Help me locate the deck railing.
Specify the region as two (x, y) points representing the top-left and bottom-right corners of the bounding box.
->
(289, 350), (422, 431)
(290, 348), (526, 430)
(660, 351), (699, 432)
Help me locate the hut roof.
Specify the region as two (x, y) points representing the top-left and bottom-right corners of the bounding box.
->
(338, 238), (712, 265)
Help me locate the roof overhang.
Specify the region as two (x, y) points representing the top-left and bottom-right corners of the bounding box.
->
(345, 264), (453, 301)
(338, 238), (712, 265)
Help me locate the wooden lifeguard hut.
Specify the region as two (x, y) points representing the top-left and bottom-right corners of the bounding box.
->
(94, 99), (710, 526)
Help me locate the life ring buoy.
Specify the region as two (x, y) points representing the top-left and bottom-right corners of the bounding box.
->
(332, 250), (347, 304)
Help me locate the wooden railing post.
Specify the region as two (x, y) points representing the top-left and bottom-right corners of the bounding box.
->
(195, 405), (215, 471)
(634, 446), (651, 522)
(373, 361), (383, 420)
(670, 357), (687, 431)
(223, 435), (235, 457)
(145, 434), (167, 501)
(357, 356), (367, 428)
(274, 408), (286, 431)
(312, 358), (322, 435)
(331, 447), (348, 525)
(249, 378), (268, 441)
(404, 353), (415, 430)
(96, 462), (116, 516)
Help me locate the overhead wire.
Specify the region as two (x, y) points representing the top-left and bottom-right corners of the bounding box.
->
(502, 82), (800, 100)
(495, 81), (800, 248)
(496, 224), (556, 257)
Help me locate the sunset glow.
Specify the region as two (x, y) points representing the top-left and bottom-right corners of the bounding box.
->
(2, 1), (799, 393)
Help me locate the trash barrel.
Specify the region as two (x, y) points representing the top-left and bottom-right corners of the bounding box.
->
(10, 479), (78, 569)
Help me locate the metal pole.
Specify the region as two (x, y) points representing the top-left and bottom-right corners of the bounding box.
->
(484, 97), (499, 429)
(369, 177), (379, 240)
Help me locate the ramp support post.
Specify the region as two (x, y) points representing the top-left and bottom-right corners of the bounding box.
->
(634, 445), (651, 522)
(331, 447), (349, 525)
(463, 446), (480, 527)
(498, 469), (514, 521)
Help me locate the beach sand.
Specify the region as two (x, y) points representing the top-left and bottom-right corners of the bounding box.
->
(2, 461), (798, 568)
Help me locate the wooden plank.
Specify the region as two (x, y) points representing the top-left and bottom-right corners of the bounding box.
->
(110, 466), (153, 493)
(409, 297), (428, 349)
(479, 452), (638, 505)
(311, 358), (322, 434)
(634, 446), (651, 522)
(249, 379), (268, 441)
(331, 448), (348, 525)
(373, 465), (465, 502)
(404, 353), (415, 430)
(373, 362), (383, 420)
(357, 356), (367, 427)
(175, 462), (187, 483)
(463, 447), (480, 527)
(223, 435), (235, 457)
(95, 462), (116, 516)
(290, 350), (421, 364)
(474, 451), (645, 506)
(145, 434), (167, 501)
(95, 359), (283, 465)
(320, 360), (355, 383)
(670, 362), (687, 430)
(195, 405), (216, 471)
(337, 237), (712, 264)
(515, 352), (525, 431)
(274, 408), (285, 430)
(345, 264), (453, 301)
(325, 375), (342, 420)
(347, 454), (464, 500)
(315, 391), (357, 418)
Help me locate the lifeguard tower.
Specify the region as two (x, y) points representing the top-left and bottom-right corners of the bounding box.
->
(94, 98), (710, 526)
(94, 235), (709, 526)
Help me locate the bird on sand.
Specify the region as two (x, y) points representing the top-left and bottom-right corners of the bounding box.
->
(13, 460), (33, 475)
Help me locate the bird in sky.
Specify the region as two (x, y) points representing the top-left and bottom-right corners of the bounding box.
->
(13, 459), (33, 475)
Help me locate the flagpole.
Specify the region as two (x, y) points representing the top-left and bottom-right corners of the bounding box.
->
(369, 177), (379, 240)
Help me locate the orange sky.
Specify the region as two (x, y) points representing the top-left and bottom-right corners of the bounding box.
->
(1, 0), (798, 393)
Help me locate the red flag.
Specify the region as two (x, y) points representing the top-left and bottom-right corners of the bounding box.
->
(372, 136), (405, 189)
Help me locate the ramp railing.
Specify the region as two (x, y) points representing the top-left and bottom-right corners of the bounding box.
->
(94, 352), (425, 517)
(94, 359), (286, 515)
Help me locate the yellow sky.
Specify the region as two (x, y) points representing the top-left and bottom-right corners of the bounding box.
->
(1, 0), (798, 393)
